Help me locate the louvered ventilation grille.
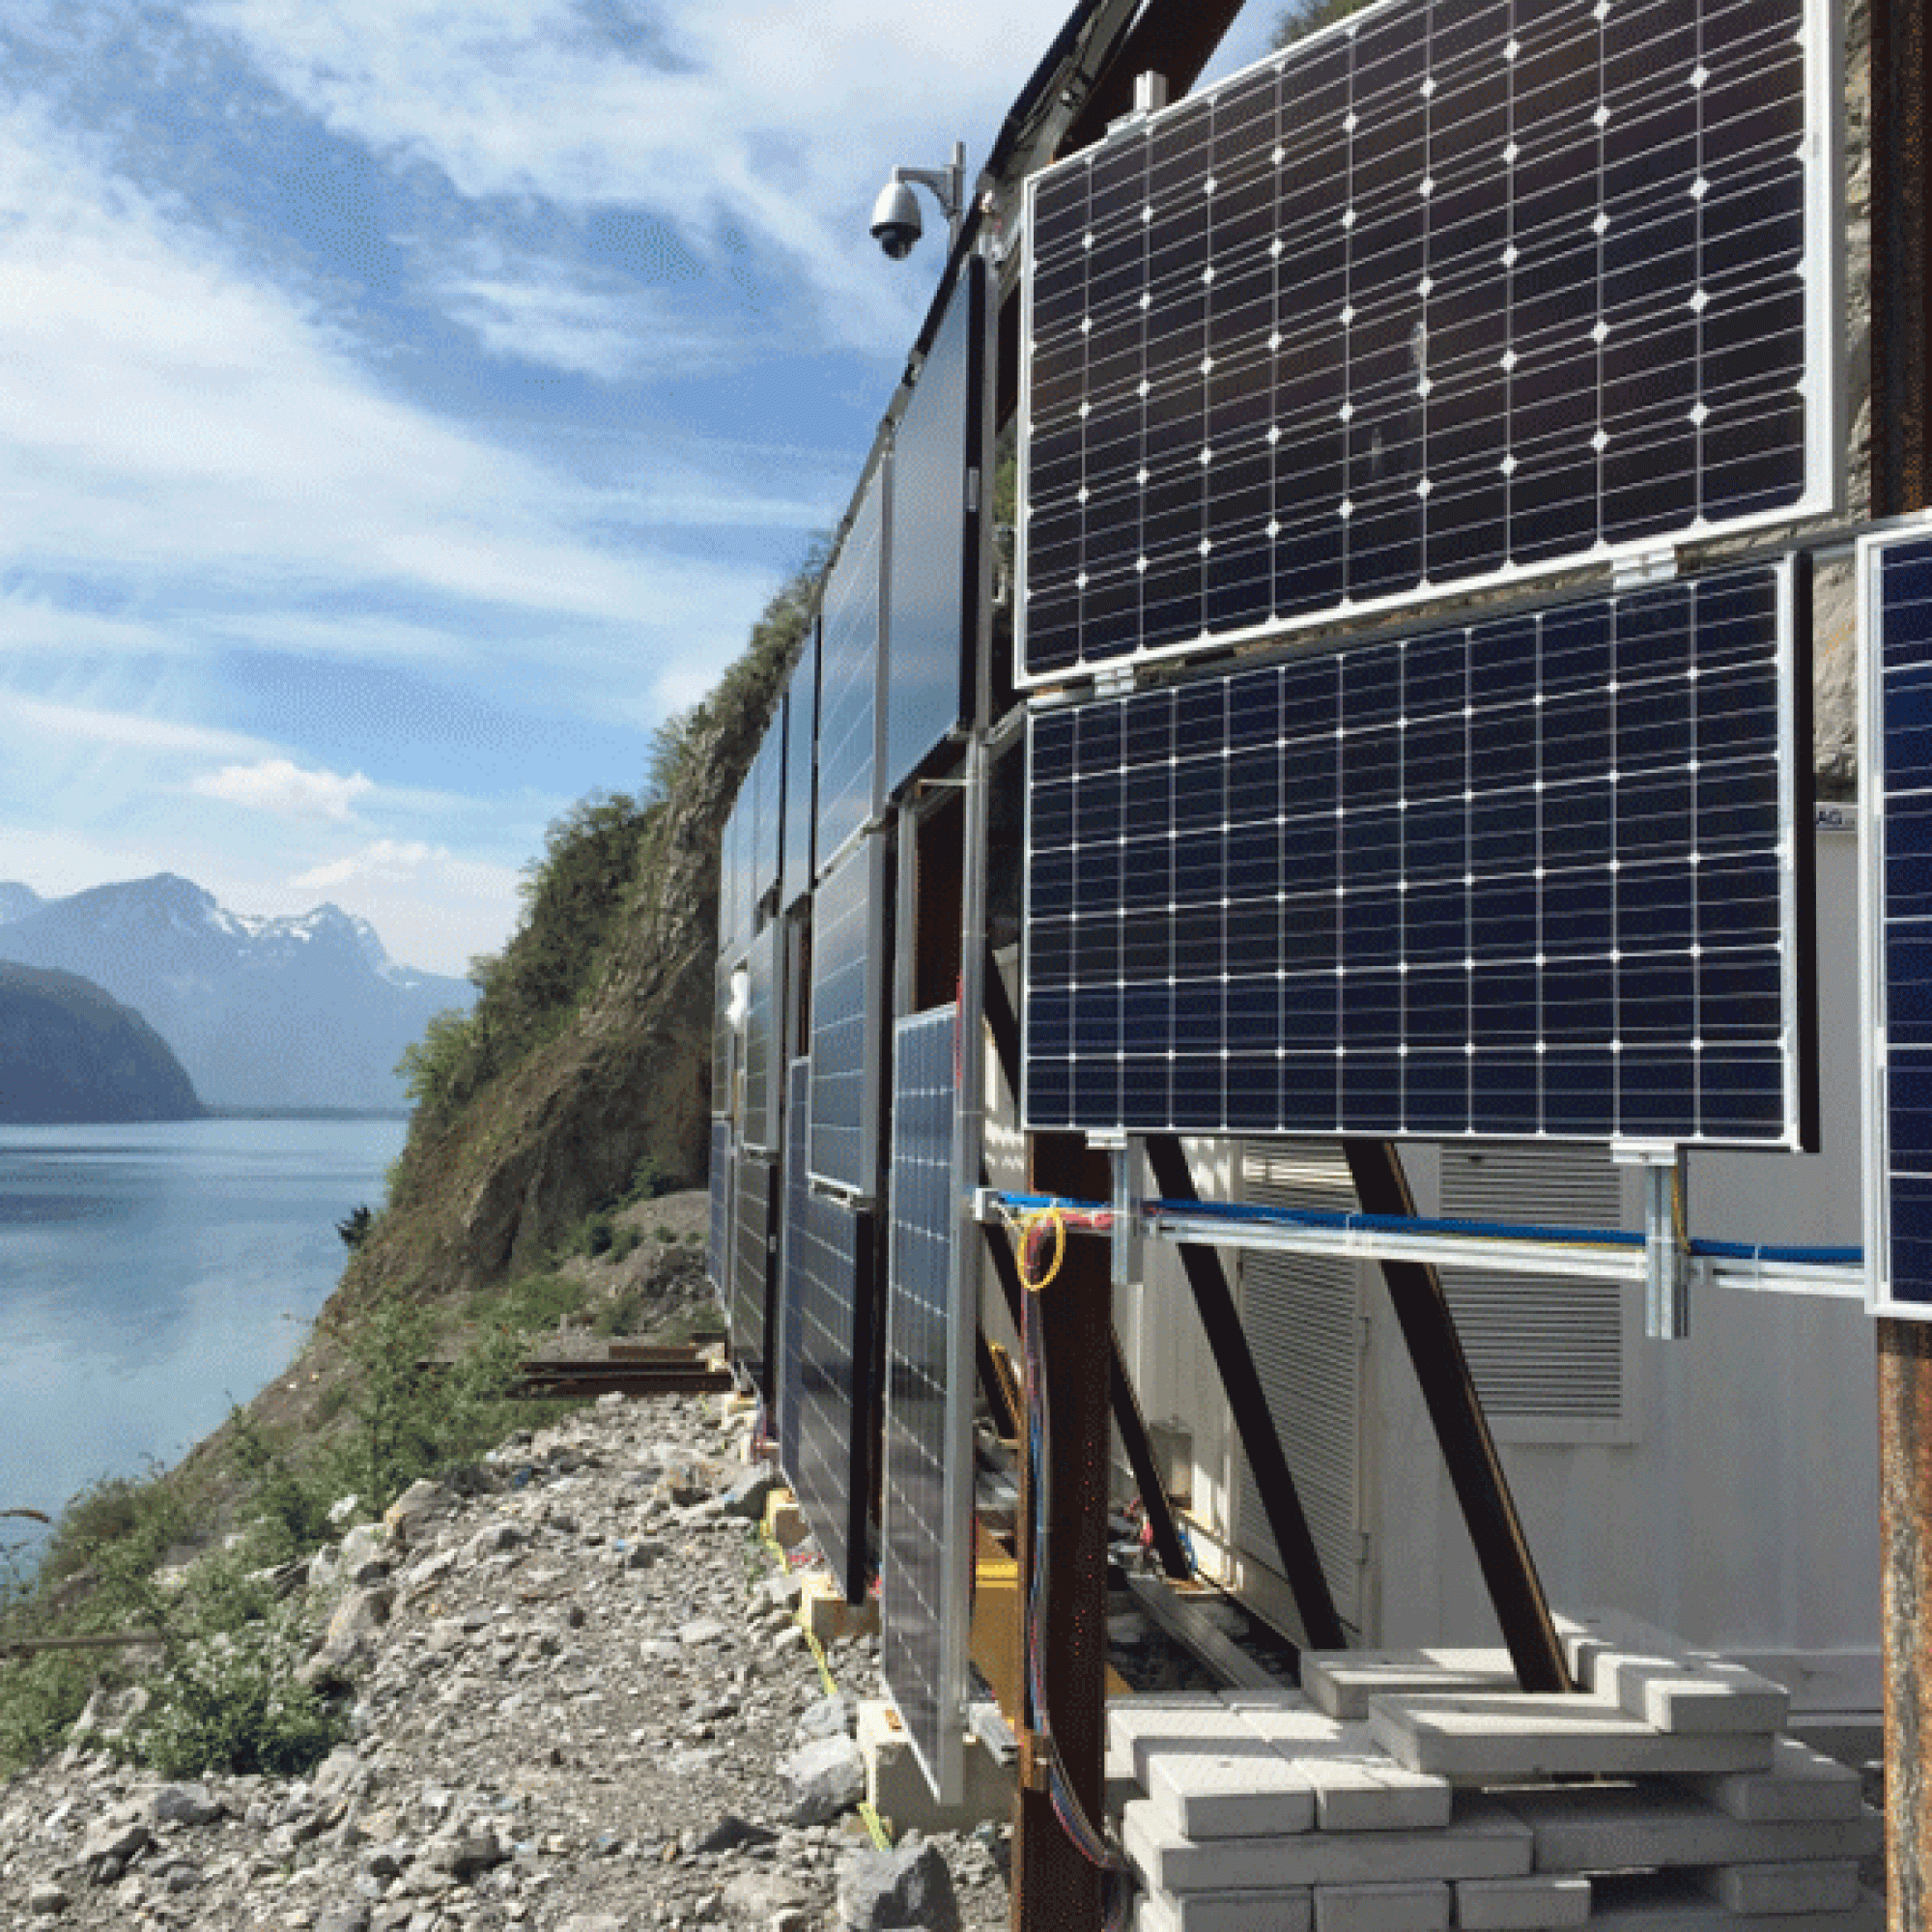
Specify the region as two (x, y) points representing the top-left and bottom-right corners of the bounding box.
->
(1437, 1146), (1628, 1432)
(1237, 1142), (1361, 1628)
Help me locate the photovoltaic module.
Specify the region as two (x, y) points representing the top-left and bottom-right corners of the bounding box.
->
(881, 1005), (972, 1803)
(782, 626), (818, 913)
(1019, 0), (1835, 682)
(707, 1119), (733, 1308)
(810, 833), (889, 1196)
(781, 1055), (879, 1603)
(743, 920), (781, 1155)
(731, 1153), (775, 1394)
(817, 461), (890, 875)
(1024, 559), (1812, 1146)
(1863, 530), (1932, 1319)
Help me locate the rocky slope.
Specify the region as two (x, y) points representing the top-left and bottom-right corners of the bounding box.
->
(0, 876), (471, 1114)
(0, 1390), (1009, 1932)
(0, 962), (205, 1123)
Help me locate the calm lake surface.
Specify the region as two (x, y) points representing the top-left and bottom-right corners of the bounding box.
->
(0, 1117), (407, 1577)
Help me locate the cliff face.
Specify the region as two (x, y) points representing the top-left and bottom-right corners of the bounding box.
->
(0, 962), (206, 1123)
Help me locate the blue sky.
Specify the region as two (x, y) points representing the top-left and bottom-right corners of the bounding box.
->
(0, 1), (1282, 977)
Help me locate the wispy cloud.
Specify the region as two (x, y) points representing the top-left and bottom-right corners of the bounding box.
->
(0, 692), (267, 759)
(191, 758), (375, 821)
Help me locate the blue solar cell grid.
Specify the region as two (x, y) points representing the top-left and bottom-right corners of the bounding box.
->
(882, 1005), (970, 1804)
(810, 833), (888, 1196)
(750, 710), (785, 921)
(744, 921), (781, 1154)
(1866, 532), (1932, 1317)
(717, 794), (742, 958)
(1025, 560), (1808, 1146)
(1018, 0), (1833, 683)
(731, 1154), (776, 1394)
(779, 1059), (810, 1479)
(885, 261), (983, 799)
(818, 462), (890, 875)
(781, 1058), (878, 1604)
(707, 1118), (734, 1308)
(782, 628), (819, 912)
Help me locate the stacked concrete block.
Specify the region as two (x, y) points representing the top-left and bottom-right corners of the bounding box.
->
(1116, 1621), (1880, 1932)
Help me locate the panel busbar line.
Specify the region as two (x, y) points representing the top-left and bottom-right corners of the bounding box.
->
(1018, 0), (1836, 684)
(1863, 531), (1932, 1318)
(885, 259), (985, 801)
(1024, 560), (1810, 1146)
(781, 1054), (879, 1603)
(810, 833), (889, 1197)
(818, 460), (891, 876)
(882, 1005), (970, 1804)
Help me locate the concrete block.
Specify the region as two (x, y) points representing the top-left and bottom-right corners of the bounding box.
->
(1559, 1610), (1789, 1737)
(1233, 1707), (1454, 1832)
(1314, 1882), (1452, 1932)
(858, 1699), (1009, 1835)
(1302, 1651), (1519, 1721)
(1455, 1875), (1592, 1930)
(797, 1574), (879, 1644)
(1135, 1886), (1314, 1932)
(1699, 1863), (1861, 1916)
(1148, 1746), (1318, 1839)
(1367, 1691), (1776, 1782)
(1500, 1782), (1882, 1872)
(1586, 1871), (1881, 1932)
(1111, 1698), (1289, 1786)
(1122, 1798), (1532, 1894)
(1675, 1737), (1865, 1823)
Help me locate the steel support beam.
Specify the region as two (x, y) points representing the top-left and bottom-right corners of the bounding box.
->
(1144, 1133), (1348, 1652)
(1341, 1140), (1570, 1692)
(1011, 1133), (1111, 1932)
(1873, 0), (1932, 1909)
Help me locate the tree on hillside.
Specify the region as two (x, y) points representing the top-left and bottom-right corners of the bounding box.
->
(1270, 0), (1368, 46)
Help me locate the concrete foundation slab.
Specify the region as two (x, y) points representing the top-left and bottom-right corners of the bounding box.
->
(1313, 1880), (1452, 1932)
(1148, 1746), (1318, 1839)
(1674, 1738), (1866, 1823)
(1586, 1871), (1881, 1932)
(1301, 1651), (1520, 1721)
(1698, 1863), (1862, 1916)
(1497, 1782), (1881, 1870)
(1454, 1874), (1593, 1930)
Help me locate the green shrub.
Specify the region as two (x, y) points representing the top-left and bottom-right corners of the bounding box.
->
(609, 1225), (644, 1264)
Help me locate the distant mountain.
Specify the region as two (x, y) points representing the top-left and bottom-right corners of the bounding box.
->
(0, 961), (205, 1123)
(0, 883), (43, 924)
(0, 874), (475, 1112)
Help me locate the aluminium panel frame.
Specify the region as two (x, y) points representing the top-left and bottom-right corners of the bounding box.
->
(1861, 522), (1932, 1319)
(1011, 0), (1844, 692)
(1018, 554), (1814, 1149)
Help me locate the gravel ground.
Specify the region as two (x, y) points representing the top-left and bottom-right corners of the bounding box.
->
(0, 1390), (1010, 1932)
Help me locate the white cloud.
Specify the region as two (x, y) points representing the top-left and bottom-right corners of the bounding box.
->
(290, 838), (440, 889)
(0, 692), (267, 758)
(191, 757), (376, 821)
(287, 838), (524, 974)
(187, 0), (1060, 352)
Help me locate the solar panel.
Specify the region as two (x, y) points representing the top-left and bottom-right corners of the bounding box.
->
(717, 793), (743, 958)
(707, 1119), (734, 1308)
(711, 958), (733, 1118)
(779, 1058), (810, 1479)
(818, 460), (891, 875)
(1863, 529), (1932, 1319)
(750, 709), (785, 919)
(780, 1080), (880, 1599)
(885, 260), (984, 799)
(1024, 558), (1811, 1146)
(744, 921), (781, 1154)
(1018, 0), (1836, 684)
(782, 625), (819, 912)
(810, 832), (889, 1195)
(881, 1004), (971, 1803)
(731, 1153), (776, 1394)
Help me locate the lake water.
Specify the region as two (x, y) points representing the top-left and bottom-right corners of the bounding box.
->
(0, 1117), (407, 1578)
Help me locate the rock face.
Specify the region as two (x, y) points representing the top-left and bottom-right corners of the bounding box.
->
(0, 873), (471, 1112)
(0, 1391), (1013, 1932)
(0, 961), (205, 1123)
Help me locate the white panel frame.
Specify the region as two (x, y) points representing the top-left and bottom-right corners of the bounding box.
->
(1013, 0), (1843, 692)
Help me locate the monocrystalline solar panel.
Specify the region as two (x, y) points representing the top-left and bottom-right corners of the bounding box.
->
(711, 958), (733, 1118)
(744, 921), (781, 1154)
(781, 1066), (879, 1602)
(1863, 530), (1932, 1319)
(885, 260), (984, 799)
(1024, 559), (1811, 1146)
(1019, 0), (1835, 683)
(782, 627), (819, 912)
(779, 1058), (810, 1479)
(810, 833), (888, 1195)
(750, 710), (785, 918)
(818, 462), (891, 874)
(731, 1154), (775, 1394)
(717, 794), (743, 958)
(882, 1005), (971, 1804)
(708, 1119), (734, 1308)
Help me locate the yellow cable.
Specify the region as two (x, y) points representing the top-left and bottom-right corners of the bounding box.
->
(858, 1801), (894, 1850)
(1019, 1204), (1067, 1293)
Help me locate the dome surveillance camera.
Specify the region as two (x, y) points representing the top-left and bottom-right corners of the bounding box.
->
(870, 180), (923, 260)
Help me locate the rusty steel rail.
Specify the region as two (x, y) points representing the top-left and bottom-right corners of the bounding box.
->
(414, 1345), (731, 1401)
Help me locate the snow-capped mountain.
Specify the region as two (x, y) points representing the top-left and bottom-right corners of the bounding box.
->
(0, 874), (474, 1111)
(0, 883), (43, 924)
